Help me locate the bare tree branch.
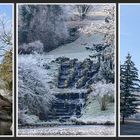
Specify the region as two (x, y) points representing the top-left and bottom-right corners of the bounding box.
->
(0, 15), (12, 57)
(76, 5), (91, 20)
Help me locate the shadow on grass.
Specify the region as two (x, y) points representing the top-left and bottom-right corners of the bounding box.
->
(120, 120), (140, 135)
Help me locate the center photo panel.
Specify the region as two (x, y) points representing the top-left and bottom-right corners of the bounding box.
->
(17, 3), (116, 136)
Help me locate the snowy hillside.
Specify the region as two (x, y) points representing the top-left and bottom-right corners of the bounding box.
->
(47, 33), (104, 60)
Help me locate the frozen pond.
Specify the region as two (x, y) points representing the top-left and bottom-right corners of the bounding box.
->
(18, 125), (115, 136)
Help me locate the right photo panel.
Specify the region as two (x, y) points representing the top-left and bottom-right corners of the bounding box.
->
(120, 4), (140, 136)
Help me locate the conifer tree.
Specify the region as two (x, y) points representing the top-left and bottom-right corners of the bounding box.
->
(120, 53), (140, 124)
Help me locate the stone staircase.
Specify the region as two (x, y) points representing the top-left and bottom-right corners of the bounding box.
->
(47, 57), (99, 122)
(57, 58), (100, 89)
(47, 91), (88, 121)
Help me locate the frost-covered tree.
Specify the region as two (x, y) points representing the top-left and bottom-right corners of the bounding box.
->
(0, 13), (12, 92)
(86, 43), (114, 83)
(18, 5), (70, 52)
(18, 5), (35, 44)
(18, 40), (44, 54)
(18, 55), (56, 124)
(76, 5), (91, 20)
(79, 4), (115, 46)
(120, 53), (140, 124)
(83, 4), (115, 83)
(91, 81), (114, 110)
(0, 14), (12, 54)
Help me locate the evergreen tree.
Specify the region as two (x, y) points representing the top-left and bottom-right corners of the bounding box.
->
(86, 43), (114, 83)
(120, 53), (140, 124)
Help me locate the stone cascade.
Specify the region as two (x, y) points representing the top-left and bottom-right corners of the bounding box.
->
(57, 58), (100, 89)
(47, 90), (88, 121)
(47, 57), (100, 121)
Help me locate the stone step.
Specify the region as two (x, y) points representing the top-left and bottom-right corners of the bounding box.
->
(51, 102), (84, 111)
(59, 75), (68, 80)
(55, 93), (86, 100)
(52, 105), (74, 110)
(48, 116), (71, 121)
(52, 112), (74, 116)
(52, 113), (72, 117)
(47, 89), (88, 121)
(53, 102), (84, 107)
(53, 110), (75, 115)
(61, 64), (71, 69)
(52, 108), (69, 112)
(48, 109), (81, 117)
(59, 71), (70, 75)
(56, 98), (85, 101)
(48, 112), (72, 116)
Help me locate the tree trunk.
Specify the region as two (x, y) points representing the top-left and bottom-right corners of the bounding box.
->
(81, 14), (86, 20)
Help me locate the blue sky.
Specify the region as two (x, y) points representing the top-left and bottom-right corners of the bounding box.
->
(0, 4), (12, 19)
(120, 4), (140, 77)
(0, 4), (12, 62)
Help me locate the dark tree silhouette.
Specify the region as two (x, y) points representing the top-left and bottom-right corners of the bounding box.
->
(120, 53), (140, 124)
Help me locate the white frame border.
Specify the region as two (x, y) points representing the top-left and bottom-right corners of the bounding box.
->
(16, 3), (116, 137)
(119, 3), (140, 137)
(0, 3), (14, 138)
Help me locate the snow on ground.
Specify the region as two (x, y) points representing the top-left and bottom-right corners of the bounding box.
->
(74, 100), (114, 124)
(129, 92), (140, 120)
(47, 33), (104, 61)
(18, 125), (114, 136)
(120, 121), (140, 135)
(73, 89), (115, 124)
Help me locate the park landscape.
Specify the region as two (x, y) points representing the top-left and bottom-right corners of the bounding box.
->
(17, 4), (116, 136)
(0, 4), (13, 135)
(120, 4), (140, 135)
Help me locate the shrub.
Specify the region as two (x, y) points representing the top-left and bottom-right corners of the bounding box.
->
(18, 55), (55, 123)
(18, 40), (44, 54)
(18, 111), (39, 125)
(91, 81), (114, 111)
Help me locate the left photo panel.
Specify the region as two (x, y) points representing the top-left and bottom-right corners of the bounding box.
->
(0, 4), (14, 136)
